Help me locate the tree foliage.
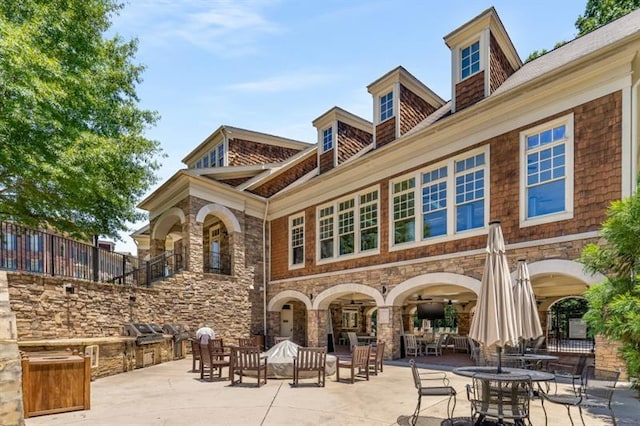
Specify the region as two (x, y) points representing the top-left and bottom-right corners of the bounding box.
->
(580, 184), (640, 382)
(525, 0), (640, 63)
(0, 0), (162, 240)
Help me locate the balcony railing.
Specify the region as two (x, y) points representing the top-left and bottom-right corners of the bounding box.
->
(204, 251), (231, 275)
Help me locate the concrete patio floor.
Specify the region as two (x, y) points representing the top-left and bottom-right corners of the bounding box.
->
(25, 358), (639, 426)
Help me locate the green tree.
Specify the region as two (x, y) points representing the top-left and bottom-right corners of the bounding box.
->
(576, 0), (640, 35)
(580, 183), (640, 382)
(0, 0), (162, 240)
(525, 0), (640, 62)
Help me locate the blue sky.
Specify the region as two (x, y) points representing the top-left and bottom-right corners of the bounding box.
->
(109, 0), (587, 253)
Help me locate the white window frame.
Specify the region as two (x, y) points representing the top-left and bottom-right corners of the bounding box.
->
(460, 40), (481, 80)
(322, 127), (333, 152)
(288, 213), (305, 269)
(379, 90), (394, 122)
(389, 146), (490, 251)
(316, 186), (380, 264)
(519, 114), (574, 228)
(192, 141), (226, 169)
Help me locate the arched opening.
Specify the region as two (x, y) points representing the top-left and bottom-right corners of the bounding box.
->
(546, 296), (593, 353)
(196, 203), (241, 276)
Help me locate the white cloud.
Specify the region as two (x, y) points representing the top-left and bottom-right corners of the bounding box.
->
(227, 71), (341, 93)
(114, 0), (282, 56)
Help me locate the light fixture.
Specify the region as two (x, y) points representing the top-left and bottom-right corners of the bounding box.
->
(448, 300), (453, 306)
(309, 293), (313, 301)
(381, 285), (387, 295)
(417, 295), (423, 301)
(64, 283), (75, 295)
(129, 295), (137, 303)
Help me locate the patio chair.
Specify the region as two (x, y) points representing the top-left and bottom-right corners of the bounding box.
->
(539, 365), (619, 426)
(369, 341), (385, 375)
(424, 333), (445, 356)
(404, 334), (422, 357)
(548, 354), (590, 394)
(190, 338), (201, 372)
(237, 337), (254, 347)
(292, 346), (327, 387)
(409, 359), (456, 426)
(336, 344), (371, 384)
(338, 332), (348, 346)
(346, 332), (360, 350)
(230, 346), (268, 387)
(467, 336), (481, 362)
(200, 342), (231, 381)
(527, 335), (546, 353)
(466, 372), (533, 426)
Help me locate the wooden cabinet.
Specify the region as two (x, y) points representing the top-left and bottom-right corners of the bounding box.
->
(21, 353), (91, 418)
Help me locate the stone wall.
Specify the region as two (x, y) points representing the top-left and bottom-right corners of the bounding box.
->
(595, 335), (628, 380)
(0, 271), (25, 426)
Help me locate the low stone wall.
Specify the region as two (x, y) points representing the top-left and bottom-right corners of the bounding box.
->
(595, 335), (628, 380)
(1, 270), (25, 425)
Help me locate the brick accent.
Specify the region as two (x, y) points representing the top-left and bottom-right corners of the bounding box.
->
(319, 149), (334, 174)
(489, 33), (515, 93)
(375, 117), (396, 148)
(228, 138), (302, 166)
(455, 71), (485, 111)
(399, 84), (437, 135)
(595, 335), (627, 380)
(337, 121), (372, 164)
(251, 155), (317, 197)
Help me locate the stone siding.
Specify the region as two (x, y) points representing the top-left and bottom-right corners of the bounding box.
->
(318, 149), (334, 174)
(455, 71), (485, 111)
(337, 121), (372, 165)
(228, 138), (301, 166)
(1, 271), (25, 426)
(489, 33), (515, 93)
(251, 155), (317, 198)
(399, 84), (437, 135)
(595, 336), (627, 380)
(375, 117), (396, 148)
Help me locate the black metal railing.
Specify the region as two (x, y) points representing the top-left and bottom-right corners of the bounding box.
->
(546, 337), (595, 353)
(204, 251), (231, 275)
(147, 248), (186, 284)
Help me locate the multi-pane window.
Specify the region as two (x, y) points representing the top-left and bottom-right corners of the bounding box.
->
(380, 91), (393, 121)
(317, 188), (379, 261)
(290, 216), (304, 266)
(455, 153), (485, 232)
(193, 143), (225, 168)
(524, 123), (568, 219)
(322, 127), (333, 152)
(319, 207), (334, 259)
(338, 200), (355, 256)
(393, 178), (416, 244)
(422, 166), (448, 238)
(461, 40), (480, 79)
(360, 191), (378, 251)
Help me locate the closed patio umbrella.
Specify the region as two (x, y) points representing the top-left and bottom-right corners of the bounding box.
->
(469, 221), (519, 373)
(513, 259), (543, 351)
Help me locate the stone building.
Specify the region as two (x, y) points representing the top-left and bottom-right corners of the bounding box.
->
(131, 7), (640, 375)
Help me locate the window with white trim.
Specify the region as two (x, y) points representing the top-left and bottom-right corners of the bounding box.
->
(393, 178), (416, 244)
(520, 115), (573, 225)
(380, 91), (393, 121)
(193, 143), (225, 168)
(322, 127), (333, 152)
(289, 215), (304, 266)
(454, 153), (485, 232)
(461, 40), (480, 79)
(319, 206), (334, 260)
(316, 188), (379, 261)
(422, 166), (448, 238)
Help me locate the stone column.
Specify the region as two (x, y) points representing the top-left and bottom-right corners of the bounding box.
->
(306, 309), (328, 347)
(266, 311), (280, 347)
(183, 219), (203, 273)
(0, 271), (25, 426)
(457, 312), (470, 335)
(229, 231), (245, 277)
(149, 238), (165, 258)
(376, 306), (403, 359)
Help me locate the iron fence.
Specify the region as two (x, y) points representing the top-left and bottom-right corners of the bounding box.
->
(204, 251), (231, 275)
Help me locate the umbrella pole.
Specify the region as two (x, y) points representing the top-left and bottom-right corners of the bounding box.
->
(497, 346), (502, 374)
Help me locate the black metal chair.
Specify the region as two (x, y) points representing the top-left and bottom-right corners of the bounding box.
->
(409, 359), (456, 426)
(547, 354), (589, 394)
(539, 365), (619, 426)
(466, 372), (533, 426)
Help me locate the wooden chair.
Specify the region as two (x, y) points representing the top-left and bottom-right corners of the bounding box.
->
(237, 337), (254, 347)
(404, 334), (422, 357)
(369, 341), (385, 375)
(336, 344), (371, 383)
(346, 332), (359, 350)
(200, 342), (231, 381)
(424, 333), (445, 356)
(409, 359), (456, 426)
(539, 365), (619, 426)
(230, 346), (268, 387)
(190, 338), (201, 372)
(292, 346), (327, 387)
(466, 373), (533, 426)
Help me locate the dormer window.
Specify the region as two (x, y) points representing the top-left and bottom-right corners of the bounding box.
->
(461, 40), (480, 79)
(380, 91), (393, 121)
(322, 127), (333, 152)
(193, 143), (225, 168)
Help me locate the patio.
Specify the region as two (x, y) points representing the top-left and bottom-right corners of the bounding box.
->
(24, 357), (639, 426)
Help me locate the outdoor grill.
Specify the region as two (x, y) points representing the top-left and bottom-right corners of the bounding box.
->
(124, 323), (165, 345)
(162, 324), (190, 359)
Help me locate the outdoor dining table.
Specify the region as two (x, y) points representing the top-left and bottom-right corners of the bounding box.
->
(452, 366), (555, 382)
(503, 353), (559, 370)
(356, 335), (377, 344)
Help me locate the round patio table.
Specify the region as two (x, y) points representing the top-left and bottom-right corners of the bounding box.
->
(503, 353), (559, 370)
(452, 366), (554, 382)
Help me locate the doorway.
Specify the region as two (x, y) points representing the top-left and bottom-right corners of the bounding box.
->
(280, 305), (293, 337)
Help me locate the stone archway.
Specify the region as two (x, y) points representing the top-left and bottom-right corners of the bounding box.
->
(385, 272), (481, 306)
(267, 290), (312, 347)
(150, 207), (186, 258)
